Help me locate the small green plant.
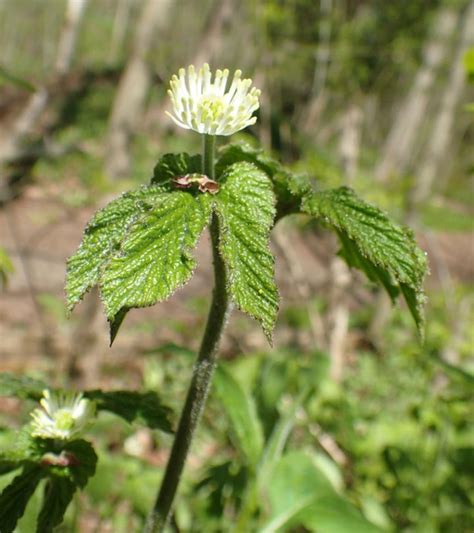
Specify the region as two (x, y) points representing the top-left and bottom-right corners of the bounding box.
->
(0, 64), (427, 532)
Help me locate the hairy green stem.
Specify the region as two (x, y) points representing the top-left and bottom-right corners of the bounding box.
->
(202, 134), (215, 179)
(145, 135), (228, 532)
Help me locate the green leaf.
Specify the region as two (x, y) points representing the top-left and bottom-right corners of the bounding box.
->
(0, 466), (44, 533)
(85, 390), (173, 433)
(66, 183), (212, 342)
(258, 389), (310, 490)
(261, 451), (380, 533)
(297, 495), (382, 533)
(36, 477), (75, 533)
(302, 187), (427, 336)
(100, 191), (212, 327)
(0, 246), (14, 288)
(464, 48), (474, 79)
(213, 365), (264, 467)
(0, 428), (57, 476)
(66, 185), (167, 313)
(55, 439), (97, 488)
(0, 373), (45, 400)
(216, 143), (313, 219)
(216, 143), (281, 179)
(0, 438), (97, 532)
(215, 161), (279, 339)
(35, 440), (97, 532)
(151, 152), (202, 186)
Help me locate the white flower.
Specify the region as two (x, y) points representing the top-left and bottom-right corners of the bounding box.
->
(166, 63), (261, 136)
(30, 389), (96, 440)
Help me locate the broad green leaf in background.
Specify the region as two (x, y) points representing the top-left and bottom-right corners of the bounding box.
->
(100, 191), (212, 336)
(257, 389), (311, 490)
(297, 494), (383, 533)
(213, 366), (264, 467)
(216, 143), (313, 219)
(302, 187), (427, 336)
(215, 161), (279, 340)
(85, 390), (173, 433)
(262, 451), (334, 532)
(0, 466), (44, 533)
(261, 451), (381, 533)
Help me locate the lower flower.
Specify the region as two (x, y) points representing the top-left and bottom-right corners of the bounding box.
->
(30, 389), (96, 440)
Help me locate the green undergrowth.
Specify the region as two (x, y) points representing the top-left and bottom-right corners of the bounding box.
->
(1, 283), (472, 532)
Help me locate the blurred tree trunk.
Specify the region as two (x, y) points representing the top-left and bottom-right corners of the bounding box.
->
(375, 6), (459, 183)
(55, 0), (89, 75)
(338, 101), (363, 184)
(410, 0), (474, 211)
(299, 0), (333, 136)
(0, 0), (87, 173)
(253, 51), (273, 150)
(328, 258), (351, 383)
(109, 0), (133, 64)
(105, 0), (173, 180)
(326, 99), (364, 381)
(191, 0), (233, 67)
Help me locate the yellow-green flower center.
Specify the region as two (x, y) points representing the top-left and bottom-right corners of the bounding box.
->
(54, 409), (75, 431)
(199, 96), (225, 123)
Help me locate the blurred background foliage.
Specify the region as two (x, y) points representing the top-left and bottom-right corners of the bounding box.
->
(0, 0), (472, 531)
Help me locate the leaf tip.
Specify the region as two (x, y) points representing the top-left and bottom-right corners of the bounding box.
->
(109, 308), (129, 346)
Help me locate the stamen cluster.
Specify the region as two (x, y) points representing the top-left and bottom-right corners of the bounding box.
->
(166, 63), (260, 136)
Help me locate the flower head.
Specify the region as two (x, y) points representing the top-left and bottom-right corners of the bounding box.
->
(166, 63), (261, 136)
(30, 389), (96, 440)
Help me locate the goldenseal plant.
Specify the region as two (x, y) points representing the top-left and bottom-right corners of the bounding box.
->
(0, 63), (425, 532)
(30, 389), (96, 440)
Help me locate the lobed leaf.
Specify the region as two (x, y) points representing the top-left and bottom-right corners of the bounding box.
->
(302, 187), (427, 335)
(66, 149), (213, 342)
(217, 143), (313, 219)
(0, 439), (97, 533)
(100, 191), (212, 331)
(66, 185), (167, 313)
(215, 161), (279, 340)
(85, 389), (173, 433)
(36, 477), (76, 533)
(52, 439), (98, 488)
(0, 466), (44, 533)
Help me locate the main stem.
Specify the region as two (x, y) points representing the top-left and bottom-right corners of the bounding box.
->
(146, 135), (229, 532)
